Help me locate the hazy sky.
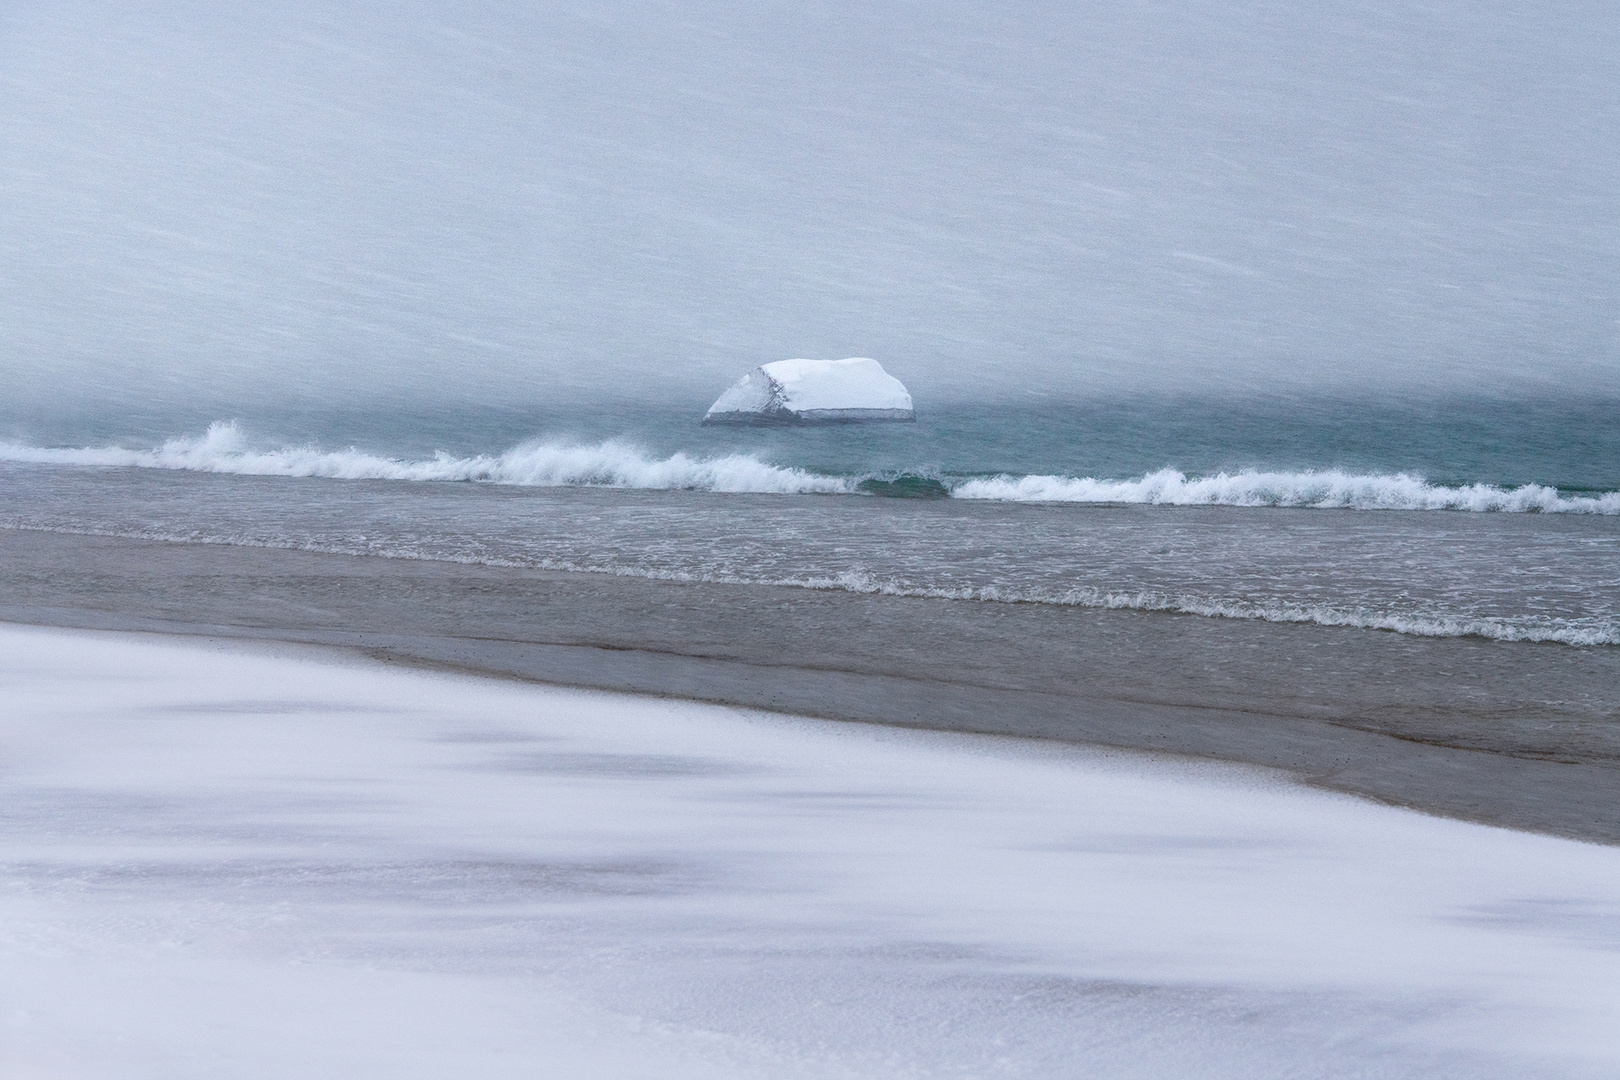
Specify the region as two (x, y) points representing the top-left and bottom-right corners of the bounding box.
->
(4, 0), (1619, 418)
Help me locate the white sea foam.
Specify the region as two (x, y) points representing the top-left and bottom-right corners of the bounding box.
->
(951, 467), (1620, 513)
(0, 421), (853, 495)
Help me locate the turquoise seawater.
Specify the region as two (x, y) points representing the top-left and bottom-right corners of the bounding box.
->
(9, 392), (1616, 494)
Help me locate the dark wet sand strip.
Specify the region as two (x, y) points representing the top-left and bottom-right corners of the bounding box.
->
(3, 527), (1617, 844)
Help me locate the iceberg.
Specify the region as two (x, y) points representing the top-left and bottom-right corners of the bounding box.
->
(702, 358), (915, 425)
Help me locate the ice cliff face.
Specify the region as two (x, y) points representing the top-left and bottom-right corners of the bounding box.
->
(703, 359), (914, 424)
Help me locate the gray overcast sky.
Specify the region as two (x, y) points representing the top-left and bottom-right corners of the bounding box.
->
(3, 0), (1619, 416)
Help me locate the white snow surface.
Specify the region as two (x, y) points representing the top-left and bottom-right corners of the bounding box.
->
(2, 624), (1618, 1079)
(706, 358), (913, 419)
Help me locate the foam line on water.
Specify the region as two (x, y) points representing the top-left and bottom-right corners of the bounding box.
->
(795, 572), (1620, 646)
(6, 522), (1616, 647)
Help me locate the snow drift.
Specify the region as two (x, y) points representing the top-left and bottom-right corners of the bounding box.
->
(702, 358), (914, 424)
(5, 625), (1620, 1077)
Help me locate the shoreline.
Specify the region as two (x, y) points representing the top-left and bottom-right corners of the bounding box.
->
(3, 526), (1617, 845)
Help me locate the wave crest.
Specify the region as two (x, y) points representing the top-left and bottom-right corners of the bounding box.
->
(5, 424), (1619, 512)
(951, 468), (1620, 513)
(0, 421), (853, 495)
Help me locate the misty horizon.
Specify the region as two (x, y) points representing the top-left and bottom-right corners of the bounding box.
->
(4, 1), (1619, 422)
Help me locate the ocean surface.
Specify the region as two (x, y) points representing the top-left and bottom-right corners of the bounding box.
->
(3, 394), (1617, 648)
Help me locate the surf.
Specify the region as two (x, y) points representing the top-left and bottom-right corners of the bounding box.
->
(4, 421), (1619, 512)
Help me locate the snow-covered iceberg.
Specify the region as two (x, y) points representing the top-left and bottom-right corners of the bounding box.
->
(702, 358), (915, 425)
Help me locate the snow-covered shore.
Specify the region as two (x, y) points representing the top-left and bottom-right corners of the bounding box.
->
(1, 624), (1616, 1078)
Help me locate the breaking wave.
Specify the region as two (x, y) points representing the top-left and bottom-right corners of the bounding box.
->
(3, 422), (1618, 512)
(951, 468), (1620, 513)
(0, 421), (853, 495)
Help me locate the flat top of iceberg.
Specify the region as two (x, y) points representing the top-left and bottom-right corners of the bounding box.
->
(756, 358), (913, 412)
(705, 358), (913, 421)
